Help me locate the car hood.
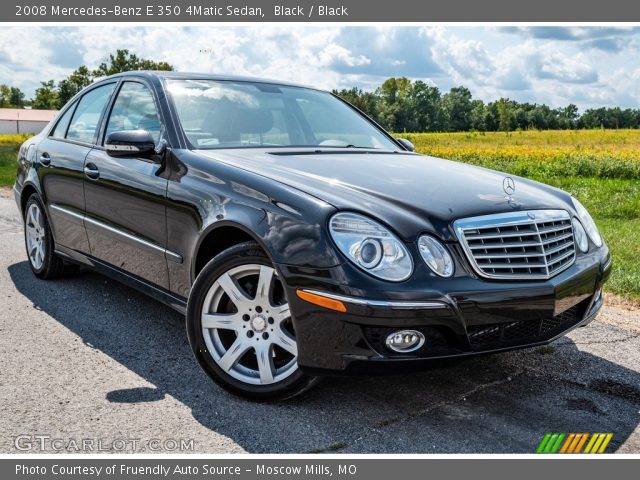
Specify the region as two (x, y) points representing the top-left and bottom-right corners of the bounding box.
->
(196, 148), (573, 241)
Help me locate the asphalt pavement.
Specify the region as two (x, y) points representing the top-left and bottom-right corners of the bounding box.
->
(0, 192), (638, 453)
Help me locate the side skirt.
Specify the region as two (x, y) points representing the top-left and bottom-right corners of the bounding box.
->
(55, 245), (188, 315)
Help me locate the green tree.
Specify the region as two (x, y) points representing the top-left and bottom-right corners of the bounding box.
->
(93, 49), (173, 77)
(332, 87), (379, 122)
(441, 87), (473, 131)
(410, 81), (441, 132)
(9, 87), (25, 107)
(496, 98), (514, 132)
(0, 84), (11, 107)
(470, 100), (488, 131)
(57, 65), (93, 108)
(376, 77), (414, 132)
(32, 80), (59, 110)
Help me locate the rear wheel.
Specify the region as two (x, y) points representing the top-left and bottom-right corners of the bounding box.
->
(24, 194), (78, 279)
(186, 241), (317, 400)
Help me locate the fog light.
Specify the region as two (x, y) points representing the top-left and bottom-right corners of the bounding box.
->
(385, 330), (425, 353)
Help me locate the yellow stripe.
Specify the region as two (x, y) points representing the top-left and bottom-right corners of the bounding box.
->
(584, 434), (598, 453)
(560, 434), (576, 453)
(574, 433), (589, 453)
(590, 434), (606, 453)
(597, 434), (613, 453)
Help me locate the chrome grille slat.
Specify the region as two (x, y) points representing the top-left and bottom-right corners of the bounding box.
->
(475, 262), (548, 269)
(540, 232), (573, 245)
(453, 210), (576, 280)
(474, 252), (546, 259)
(464, 230), (539, 240)
(468, 241), (542, 249)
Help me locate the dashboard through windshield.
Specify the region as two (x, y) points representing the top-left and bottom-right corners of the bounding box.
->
(166, 79), (398, 150)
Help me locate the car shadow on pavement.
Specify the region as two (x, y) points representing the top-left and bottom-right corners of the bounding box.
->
(9, 261), (640, 453)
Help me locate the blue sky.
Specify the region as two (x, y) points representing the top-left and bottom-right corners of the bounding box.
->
(1, 26), (639, 110)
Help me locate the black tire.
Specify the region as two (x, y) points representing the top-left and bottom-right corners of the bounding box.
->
(23, 194), (79, 280)
(186, 241), (318, 401)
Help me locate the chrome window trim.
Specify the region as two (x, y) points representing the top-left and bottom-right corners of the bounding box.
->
(49, 204), (183, 264)
(453, 209), (575, 281)
(301, 289), (446, 310)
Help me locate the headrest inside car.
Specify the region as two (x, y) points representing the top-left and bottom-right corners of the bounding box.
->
(203, 102), (273, 142)
(233, 108), (273, 134)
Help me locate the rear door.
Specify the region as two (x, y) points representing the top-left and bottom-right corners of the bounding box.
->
(38, 82), (117, 253)
(82, 80), (170, 289)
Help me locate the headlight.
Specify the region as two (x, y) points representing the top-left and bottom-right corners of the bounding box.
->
(572, 218), (589, 253)
(329, 212), (413, 281)
(571, 197), (602, 247)
(418, 235), (454, 277)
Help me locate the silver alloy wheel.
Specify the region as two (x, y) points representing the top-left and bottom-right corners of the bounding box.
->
(201, 264), (298, 385)
(25, 203), (46, 270)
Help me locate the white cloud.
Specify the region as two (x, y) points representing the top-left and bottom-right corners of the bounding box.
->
(1, 26), (639, 110)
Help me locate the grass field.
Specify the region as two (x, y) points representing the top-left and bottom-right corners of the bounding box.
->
(0, 134), (29, 187)
(404, 129), (640, 301)
(1, 130), (638, 300)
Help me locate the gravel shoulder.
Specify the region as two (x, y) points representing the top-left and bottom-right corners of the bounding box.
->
(0, 192), (638, 454)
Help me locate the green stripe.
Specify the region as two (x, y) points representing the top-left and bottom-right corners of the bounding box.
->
(537, 433), (552, 453)
(550, 433), (566, 453)
(544, 434), (559, 453)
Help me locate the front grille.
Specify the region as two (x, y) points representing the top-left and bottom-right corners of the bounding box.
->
(454, 210), (576, 280)
(467, 300), (586, 348)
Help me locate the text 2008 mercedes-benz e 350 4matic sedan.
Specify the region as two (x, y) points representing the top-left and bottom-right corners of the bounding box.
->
(14, 72), (611, 399)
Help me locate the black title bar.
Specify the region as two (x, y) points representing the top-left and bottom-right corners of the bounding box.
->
(6, 0), (640, 22)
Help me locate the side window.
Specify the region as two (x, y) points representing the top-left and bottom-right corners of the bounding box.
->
(105, 82), (162, 145)
(66, 83), (116, 144)
(50, 103), (76, 139)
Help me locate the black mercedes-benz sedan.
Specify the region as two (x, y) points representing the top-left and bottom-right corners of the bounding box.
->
(14, 71), (611, 399)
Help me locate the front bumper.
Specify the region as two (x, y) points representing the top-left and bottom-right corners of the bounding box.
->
(280, 246), (612, 375)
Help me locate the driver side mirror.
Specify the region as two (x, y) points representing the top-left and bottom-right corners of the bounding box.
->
(105, 130), (156, 157)
(396, 138), (415, 152)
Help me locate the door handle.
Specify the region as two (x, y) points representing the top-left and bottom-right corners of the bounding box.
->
(84, 163), (100, 180)
(39, 153), (51, 167)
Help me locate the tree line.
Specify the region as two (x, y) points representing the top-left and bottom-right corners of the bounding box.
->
(0, 50), (638, 132)
(0, 50), (172, 111)
(333, 78), (640, 131)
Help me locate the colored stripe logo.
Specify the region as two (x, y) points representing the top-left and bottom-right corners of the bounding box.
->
(537, 433), (612, 453)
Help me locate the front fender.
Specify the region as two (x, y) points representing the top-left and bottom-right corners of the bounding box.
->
(166, 150), (341, 298)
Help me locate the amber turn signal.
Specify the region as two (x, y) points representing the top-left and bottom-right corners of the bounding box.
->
(296, 290), (347, 312)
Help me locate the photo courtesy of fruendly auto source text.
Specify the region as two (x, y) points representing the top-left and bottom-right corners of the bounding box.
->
(0, 0), (638, 478)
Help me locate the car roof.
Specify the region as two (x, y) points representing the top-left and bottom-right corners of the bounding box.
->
(100, 71), (322, 91)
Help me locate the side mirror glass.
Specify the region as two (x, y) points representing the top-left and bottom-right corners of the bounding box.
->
(105, 130), (156, 157)
(396, 138), (415, 152)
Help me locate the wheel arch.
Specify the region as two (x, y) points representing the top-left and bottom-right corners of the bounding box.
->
(19, 182), (40, 215)
(191, 220), (278, 283)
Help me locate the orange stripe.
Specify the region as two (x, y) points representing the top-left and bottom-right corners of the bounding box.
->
(567, 434), (582, 453)
(560, 434), (576, 453)
(574, 433), (589, 453)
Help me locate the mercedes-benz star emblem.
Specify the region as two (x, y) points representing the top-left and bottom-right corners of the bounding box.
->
(503, 177), (516, 196)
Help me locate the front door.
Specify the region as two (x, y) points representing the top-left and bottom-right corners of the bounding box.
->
(82, 80), (170, 289)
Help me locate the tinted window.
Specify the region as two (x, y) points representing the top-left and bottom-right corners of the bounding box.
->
(167, 79), (396, 150)
(66, 83), (116, 144)
(105, 82), (162, 145)
(50, 104), (75, 139)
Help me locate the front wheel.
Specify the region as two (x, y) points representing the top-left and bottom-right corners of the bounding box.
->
(186, 241), (317, 400)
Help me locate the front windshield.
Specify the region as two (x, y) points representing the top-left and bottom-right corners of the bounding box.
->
(166, 79), (398, 150)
